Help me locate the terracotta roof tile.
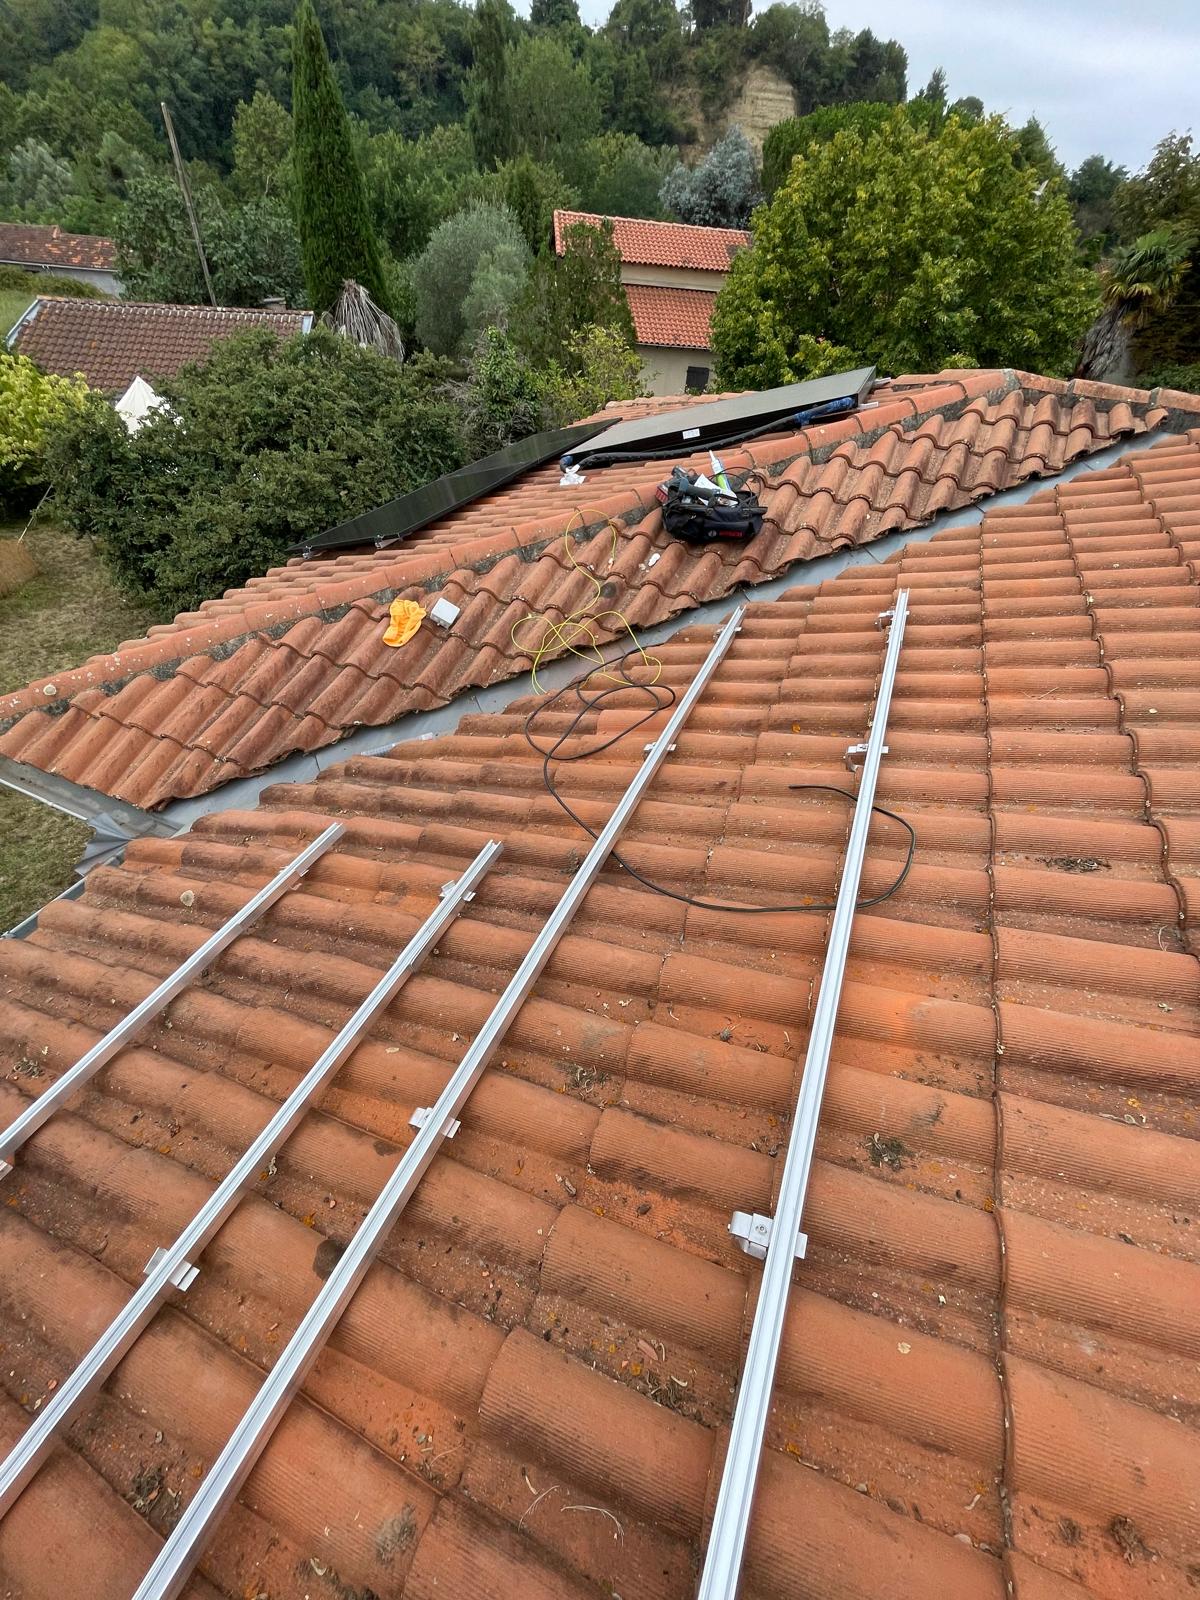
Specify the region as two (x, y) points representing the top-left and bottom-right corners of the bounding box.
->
(4, 371), (1200, 811)
(2, 474), (1200, 1594)
(0, 222), (115, 271)
(554, 208), (750, 272)
(8, 297), (311, 392)
(624, 282), (716, 348)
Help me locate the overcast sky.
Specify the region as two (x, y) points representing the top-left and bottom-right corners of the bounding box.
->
(566, 0), (1198, 176)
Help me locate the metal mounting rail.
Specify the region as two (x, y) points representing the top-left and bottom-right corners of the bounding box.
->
(132, 605), (746, 1600)
(697, 589), (910, 1600)
(0, 838), (499, 1520)
(0, 822), (345, 1175)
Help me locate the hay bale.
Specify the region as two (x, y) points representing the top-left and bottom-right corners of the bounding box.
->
(0, 538), (37, 597)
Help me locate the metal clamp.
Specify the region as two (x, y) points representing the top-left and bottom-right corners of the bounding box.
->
(441, 881), (475, 902)
(645, 742), (677, 753)
(876, 607), (895, 629)
(410, 1107), (459, 1139)
(145, 1246), (199, 1292)
(729, 1211), (807, 1261)
(845, 741), (886, 772)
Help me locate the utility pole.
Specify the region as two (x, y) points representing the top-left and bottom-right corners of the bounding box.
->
(160, 101), (217, 308)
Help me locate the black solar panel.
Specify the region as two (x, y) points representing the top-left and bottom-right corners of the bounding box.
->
(288, 419), (613, 557)
(560, 366), (877, 467)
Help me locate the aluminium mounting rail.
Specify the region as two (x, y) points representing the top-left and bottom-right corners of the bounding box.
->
(697, 587), (911, 1600)
(132, 604), (747, 1600)
(0, 822), (345, 1176)
(0, 839), (501, 1519)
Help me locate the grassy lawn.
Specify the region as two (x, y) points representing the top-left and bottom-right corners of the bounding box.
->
(0, 521), (160, 932)
(0, 290), (35, 339)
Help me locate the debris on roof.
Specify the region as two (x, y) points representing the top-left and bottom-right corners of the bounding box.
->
(1, 435), (1198, 1594)
(2, 369), (1195, 813)
(7, 298), (312, 394)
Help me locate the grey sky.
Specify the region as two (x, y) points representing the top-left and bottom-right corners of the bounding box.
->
(565, 0), (1198, 176)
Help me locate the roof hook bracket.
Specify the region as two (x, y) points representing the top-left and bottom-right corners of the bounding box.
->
(145, 1246), (199, 1292)
(729, 1210), (807, 1262)
(876, 607), (896, 629)
(409, 1106), (460, 1138)
(844, 740), (886, 772)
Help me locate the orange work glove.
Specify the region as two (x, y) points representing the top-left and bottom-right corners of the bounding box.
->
(382, 597), (426, 647)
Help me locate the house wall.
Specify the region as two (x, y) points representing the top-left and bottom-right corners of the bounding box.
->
(620, 262), (729, 293)
(637, 343), (714, 396)
(3, 261), (123, 296)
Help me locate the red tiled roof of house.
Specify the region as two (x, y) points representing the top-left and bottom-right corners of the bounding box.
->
(3, 370), (1197, 812)
(554, 209), (750, 272)
(2, 444), (1200, 1596)
(7, 297), (311, 393)
(0, 222), (116, 272)
(625, 282), (716, 349)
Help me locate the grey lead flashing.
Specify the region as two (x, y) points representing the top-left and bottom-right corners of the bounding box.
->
(0, 755), (178, 839)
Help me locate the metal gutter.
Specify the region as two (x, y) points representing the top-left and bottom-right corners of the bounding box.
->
(0, 838), (500, 1518)
(697, 590), (911, 1600)
(131, 604), (746, 1600)
(2, 296), (41, 351)
(0, 822), (343, 1173)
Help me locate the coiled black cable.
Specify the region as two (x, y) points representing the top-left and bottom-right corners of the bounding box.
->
(523, 646), (915, 912)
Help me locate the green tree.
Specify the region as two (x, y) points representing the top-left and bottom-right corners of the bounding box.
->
(47, 326), (465, 613)
(659, 125), (759, 227)
(1113, 132), (1200, 374)
(576, 131), (673, 217)
(762, 102), (897, 196)
(231, 89), (293, 201)
(0, 137), (79, 222)
(507, 35), (601, 176)
(712, 109), (1097, 386)
(0, 351), (98, 511)
(1069, 154), (1126, 261)
(511, 217), (634, 373)
(467, 0), (516, 170)
(411, 202), (530, 355)
(531, 0), (581, 27)
(291, 0), (390, 315)
(363, 122), (476, 259)
(1011, 115), (1063, 183)
(115, 174), (305, 308)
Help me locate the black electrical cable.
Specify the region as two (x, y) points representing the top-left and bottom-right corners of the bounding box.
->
(524, 646), (916, 913)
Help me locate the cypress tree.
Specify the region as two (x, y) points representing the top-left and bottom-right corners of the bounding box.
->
(467, 0), (515, 171)
(291, 0), (390, 314)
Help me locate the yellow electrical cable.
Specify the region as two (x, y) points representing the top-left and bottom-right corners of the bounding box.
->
(510, 512), (663, 695)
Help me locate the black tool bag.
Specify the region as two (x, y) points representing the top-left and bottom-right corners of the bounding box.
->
(660, 483), (765, 543)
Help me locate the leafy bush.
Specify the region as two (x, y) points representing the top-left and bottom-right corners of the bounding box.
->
(713, 109), (1098, 387)
(46, 327), (466, 614)
(510, 217), (634, 374)
(660, 125), (760, 228)
(0, 264), (110, 300)
(0, 353), (98, 511)
(575, 132), (673, 219)
(411, 203), (530, 356)
(1143, 362), (1200, 394)
(461, 325), (644, 453)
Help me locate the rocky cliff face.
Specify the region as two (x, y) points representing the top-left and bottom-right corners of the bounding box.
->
(682, 63), (797, 161)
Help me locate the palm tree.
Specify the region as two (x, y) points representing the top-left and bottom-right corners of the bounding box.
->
(1076, 225), (1194, 381)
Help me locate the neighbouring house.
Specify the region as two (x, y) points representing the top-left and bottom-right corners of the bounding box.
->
(553, 208), (750, 395)
(5, 296), (313, 394)
(0, 221), (123, 296)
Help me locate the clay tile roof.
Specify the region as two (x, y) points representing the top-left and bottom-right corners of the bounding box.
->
(7, 297), (312, 393)
(3, 370), (1199, 813)
(624, 282), (716, 349)
(0, 221), (116, 272)
(554, 208), (750, 272)
(2, 433), (1200, 1597)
